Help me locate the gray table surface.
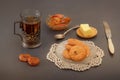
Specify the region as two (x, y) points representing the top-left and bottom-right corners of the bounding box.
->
(0, 0), (120, 80)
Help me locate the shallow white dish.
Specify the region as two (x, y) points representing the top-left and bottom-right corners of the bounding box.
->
(47, 40), (104, 71)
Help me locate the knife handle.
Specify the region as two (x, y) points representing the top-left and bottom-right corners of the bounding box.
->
(108, 38), (115, 54)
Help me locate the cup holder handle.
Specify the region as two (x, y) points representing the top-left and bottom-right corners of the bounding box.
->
(14, 21), (23, 41)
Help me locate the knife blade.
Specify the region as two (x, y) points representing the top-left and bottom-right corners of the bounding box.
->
(103, 21), (115, 54)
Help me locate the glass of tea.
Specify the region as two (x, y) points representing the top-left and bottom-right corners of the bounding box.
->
(14, 9), (41, 48)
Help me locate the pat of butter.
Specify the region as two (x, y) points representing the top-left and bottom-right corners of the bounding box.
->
(79, 24), (92, 36)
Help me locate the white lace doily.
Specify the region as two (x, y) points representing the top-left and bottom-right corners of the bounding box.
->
(46, 40), (104, 71)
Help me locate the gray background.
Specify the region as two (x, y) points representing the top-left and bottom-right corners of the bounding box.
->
(0, 0), (120, 80)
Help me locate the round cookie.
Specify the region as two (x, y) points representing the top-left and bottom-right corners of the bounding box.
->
(28, 57), (40, 66)
(19, 53), (31, 62)
(69, 46), (87, 61)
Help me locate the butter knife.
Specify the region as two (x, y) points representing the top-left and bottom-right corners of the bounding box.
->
(103, 21), (115, 54)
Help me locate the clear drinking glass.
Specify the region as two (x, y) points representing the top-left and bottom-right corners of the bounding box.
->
(14, 9), (41, 48)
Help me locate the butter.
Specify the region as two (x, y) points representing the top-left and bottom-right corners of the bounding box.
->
(79, 24), (92, 36)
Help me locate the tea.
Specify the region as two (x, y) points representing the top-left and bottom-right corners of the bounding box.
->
(21, 16), (41, 47)
(21, 16), (41, 34)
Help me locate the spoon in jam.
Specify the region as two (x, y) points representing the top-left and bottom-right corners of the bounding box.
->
(54, 25), (79, 39)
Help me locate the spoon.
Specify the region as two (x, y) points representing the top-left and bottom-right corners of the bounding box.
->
(54, 25), (79, 39)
